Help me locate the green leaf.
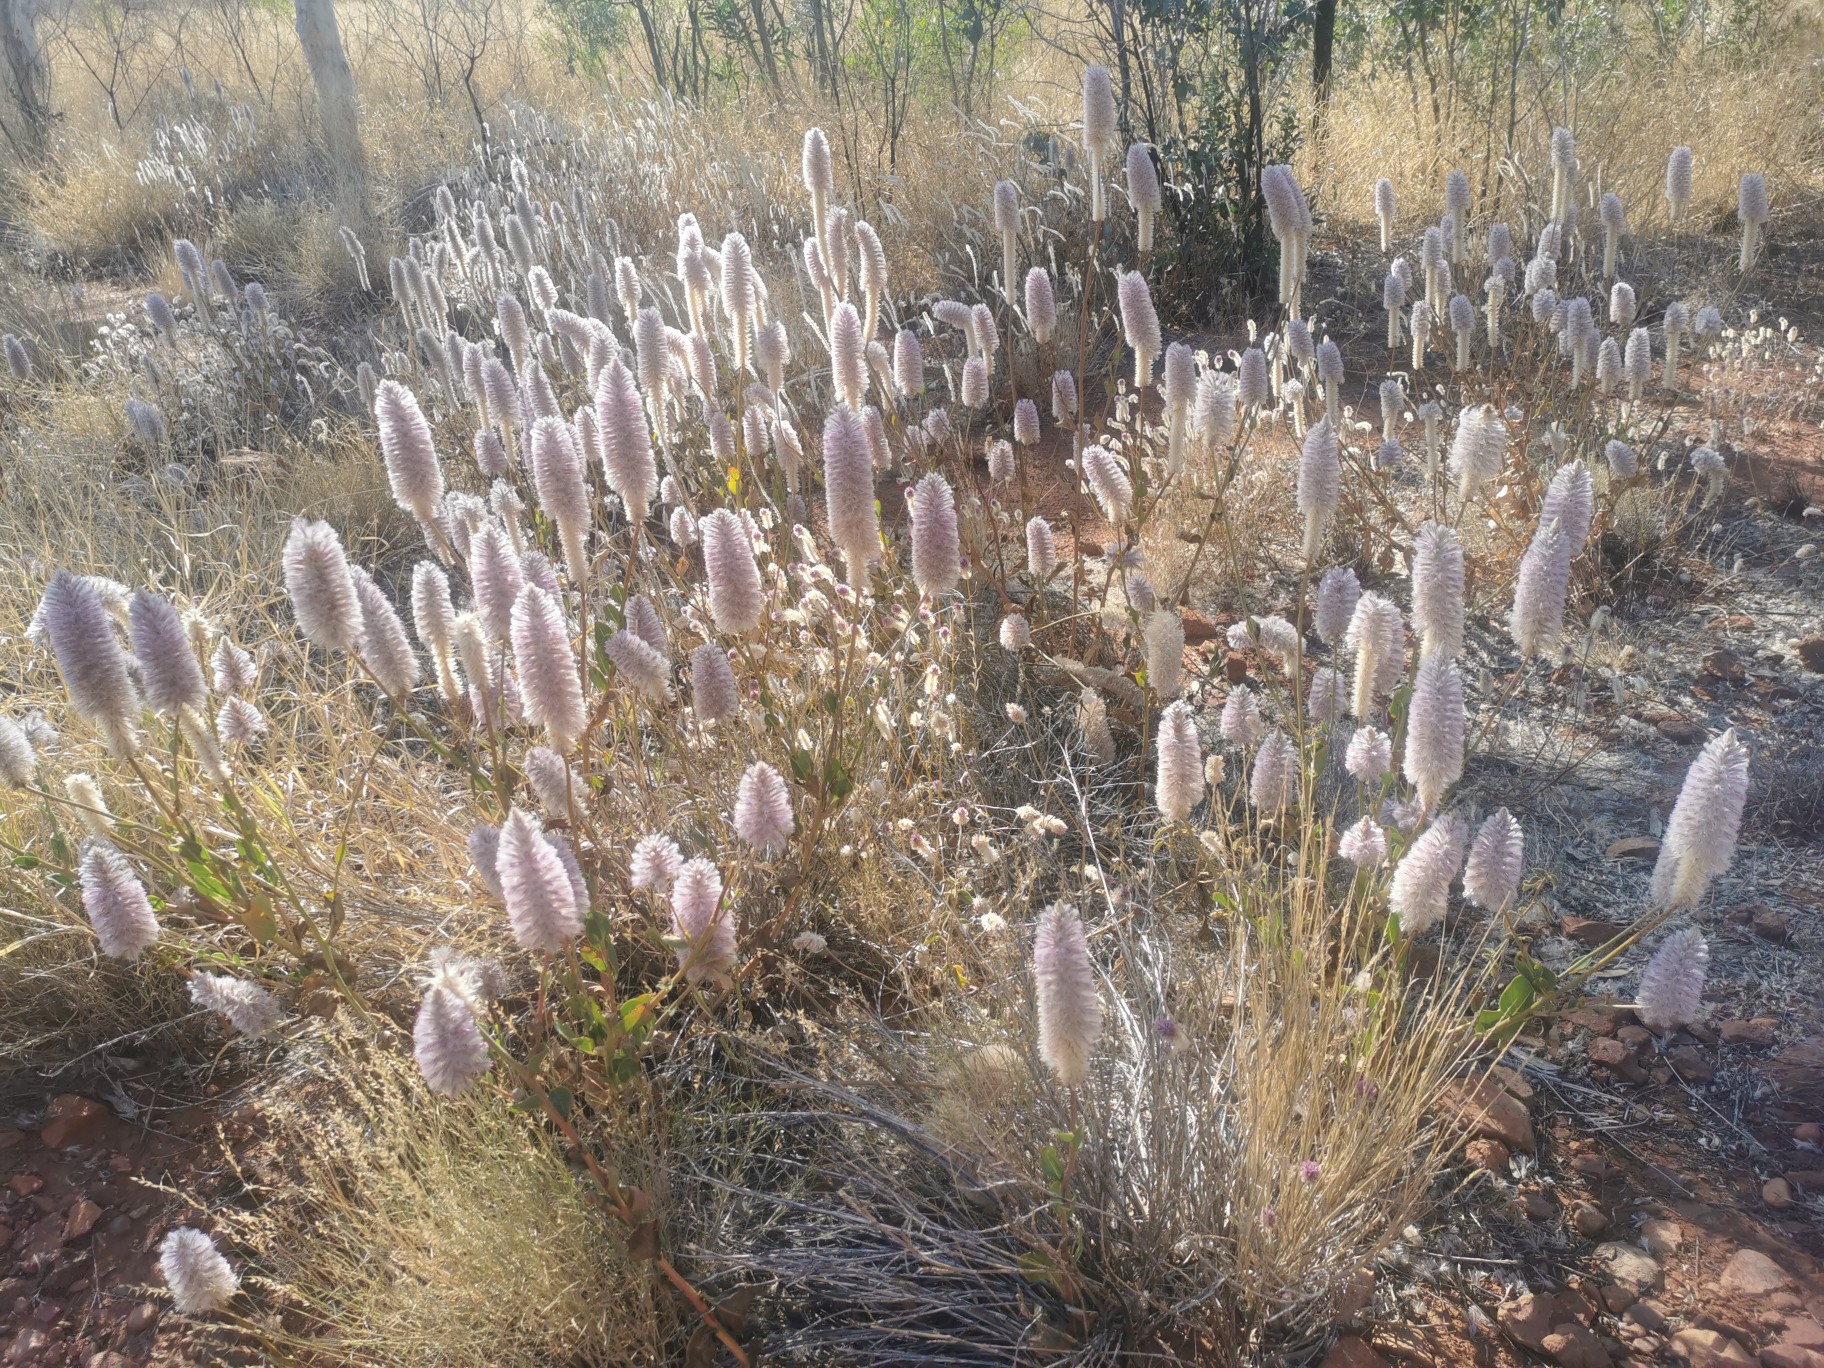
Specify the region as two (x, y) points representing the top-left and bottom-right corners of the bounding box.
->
(1039, 1145), (1066, 1184)
(11, 854), (40, 870)
(788, 748), (815, 782)
(546, 1086), (574, 1120)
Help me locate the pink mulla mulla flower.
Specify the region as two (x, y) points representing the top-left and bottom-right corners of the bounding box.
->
(1307, 666), (1344, 725)
(1051, 368), (1077, 423)
(1144, 609), (1185, 699)
(413, 957), (491, 1096)
(496, 806), (582, 953)
(830, 301), (867, 410)
(1403, 653), (1465, 815)
(1314, 566), (1361, 647)
(79, 842), (160, 960)
(523, 745), (584, 818)
(1337, 815), (1387, 869)
(1509, 520), (1569, 661)
(1025, 268), (1057, 343)
(510, 583), (586, 752)
(1410, 521), (1465, 662)
(1116, 271), (1161, 387)
(38, 576), (141, 759)
(1650, 728), (1750, 911)
(216, 695), (266, 747)
(1297, 419), (1340, 562)
(1026, 516), (1057, 581)
(629, 833), (683, 892)
(189, 971), (285, 1037)
(128, 590), (207, 717)
(1462, 808), (1525, 912)
(893, 328), (924, 397)
(282, 518), (363, 655)
(468, 522), (524, 643)
(1236, 347), (1269, 410)
(1344, 591), (1402, 719)
(374, 379), (445, 532)
(1220, 683), (1266, 748)
(1538, 459), (1594, 555)
(999, 613), (1031, 651)
(689, 643), (739, 725)
(595, 356), (658, 527)
(1014, 398), (1040, 446)
(823, 405), (880, 591)
(1388, 814), (1467, 936)
(0, 717), (35, 789)
(211, 635), (257, 697)
(1637, 926), (1709, 1033)
(1082, 445), (1132, 526)
(527, 416), (591, 585)
(1193, 368), (1237, 454)
(605, 628), (671, 702)
(756, 319), (789, 395)
(468, 824), (503, 899)
(910, 472), (961, 599)
(670, 856), (736, 984)
(1345, 725), (1393, 786)
(158, 1228), (239, 1316)
(348, 565), (422, 699)
(701, 508), (764, 635)
(1249, 729), (1297, 811)
(411, 561), (459, 700)
(1154, 699), (1204, 822)
(1033, 901), (1101, 1086)
(734, 761), (795, 856)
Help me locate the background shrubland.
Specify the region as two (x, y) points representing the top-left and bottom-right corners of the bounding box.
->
(0, 0), (1820, 1364)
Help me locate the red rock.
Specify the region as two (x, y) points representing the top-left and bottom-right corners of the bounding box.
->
(1785, 1170), (1824, 1191)
(1751, 910), (1792, 943)
(122, 1303), (158, 1335)
(1574, 1204), (1612, 1236)
(1796, 1123), (1822, 1146)
(1617, 1024), (1653, 1049)
(1764, 1178), (1795, 1210)
(1607, 836), (1661, 861)
(1779, 1317), (1824, 1350)
(39, 1096), (107, 1151)
(1592, 1037), (1647, 1083)
(1440, 1075), (1536, 1152)
(1703, 651), (1747, 684)
(1659, 718), (1708, 743)
(1722, 1020), (1778, 1047)
(1571, 1153), (1619, 1180)
(1762, 1346), (1824, 1368)
(8, 1174), (43, 1197)
(1569, 1006), (1624, 1035)
(1493, 1065), (1536, 1099)
(1222, 651), (1248, 682)
(1466, 1138), (1510, 1172)
(1501, 1293), (1566, 1351)
(1671, 1328), (1757, 1366)
(1796, 637), (1824, 674)
(1719, 1249), (1796, 1299)
(1321, 1336), (1392, 1368)
(1563, 917), (1622, 947)
(1667, 1046), (1715, 1082)
(1643, 1220), (1683, 1258)
(1709, 615), (1757, 631)
(1544, 1320), (1614, 1367)
(61, 1201), (101, 1243)
(6, 1326), (51, 1363)
(1180, 609), (1218, 643)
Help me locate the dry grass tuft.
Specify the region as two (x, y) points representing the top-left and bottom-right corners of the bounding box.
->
(230, 1019), (670, 1367)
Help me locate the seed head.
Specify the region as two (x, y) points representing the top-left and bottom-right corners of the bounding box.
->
(189, 971), (284, 1037)
(510, 583), (585, 751)
(823, 405), (880, 590)
(595, 356), (657, 527)
(282, 519), (363, 655)
(606, 628), (671, 702)
(893, 328), (924, 396)
(1249, 729), (1297, 811)
(1026, 516), (1057, 581)
(1509, 521), (1570, 661)
(1125, 144), (1161, 214)
(1116, 271), (1161, 386)
(1024, 269), (1057, 342)
(374, 380), (445, 529)
(1154, 698), (1204, 822)
(1651, 729), (1750, 911)
(830, 301), (867, 409)
(1082, 67), (1116, 154)
(349, 566), (422, 698)
(630, 833), (683, 891)
(1346, 726), (1393, 785)
(1388, 813), (1467, 936)
(1083, 445), (1132, 526)
(670, 857), (736, 984)
(1410, 522), (1465, 661)
(1738, 172), (1770, 225)
(497, 807), (582, 952)
(1637, 926), (1709, 1033)
(1463, 808), (1525, 911)
(1338, 815), (1387, 869)
(734, 761), (795, 855)
(1314, 566), (1361, 646)
(690, 643), (739, 724)
(1033, 902), (1101, 1086)
(1237, 348), (1269, 410)
(414, 961), (490, 1095)
(80, 843), (159, 960)
(1403, 654), (1465, 813)
(159, 1228), (239, 1315)
(128, 590), (207, 716)
(1220, 683), (1266, 747)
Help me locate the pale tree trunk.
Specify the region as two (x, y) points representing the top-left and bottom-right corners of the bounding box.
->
(293, 0), (369, 222)
(1, 0), (52, 161)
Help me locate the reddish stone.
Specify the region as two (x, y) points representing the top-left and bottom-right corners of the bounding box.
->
(1667, 1046), (1716, 1083)
(1592, 1038), (1647, 1083)
(1563, 917), (1622, 947)
(61, 1201), (101, 1243)
(1721, 1020), (1777, 1047)
(8, 1174), (43, 1198)
(1466, 1138), (1510, 1172)
(1440, 1075), (1536, 1152)
(1320, 1336), (1392, 1368)
(1180, 609), (1219, 643)
(1761, 1346), (1824, 1368)
(39, 1096), (108, 1151)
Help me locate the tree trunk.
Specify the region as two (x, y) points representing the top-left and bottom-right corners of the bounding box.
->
(293, 0), (369, 222)
(0, 0), (52, 160)
(1312, 0), (1336, 106)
